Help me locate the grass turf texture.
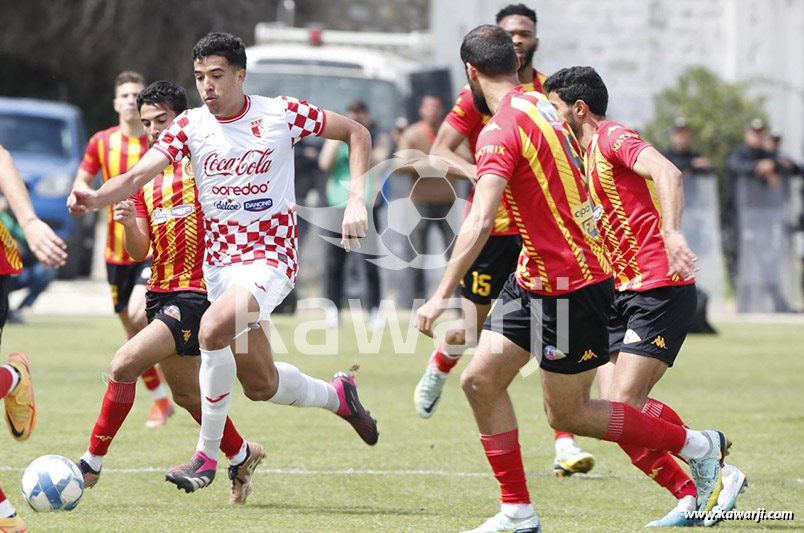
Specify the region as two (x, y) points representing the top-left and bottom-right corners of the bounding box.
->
(1, 315), (802, 532)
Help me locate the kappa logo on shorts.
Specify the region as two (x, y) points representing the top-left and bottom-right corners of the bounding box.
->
(623, 328), (642, 345)
(163, 305), (181, 322)
(651, 336), (668, 349)
(578, 349), (598, 363)
(182, 329), (192, 343)
(543, 345), (567, 361)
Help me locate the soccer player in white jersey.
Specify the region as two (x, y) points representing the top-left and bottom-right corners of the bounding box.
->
(68, 32), (377, 492)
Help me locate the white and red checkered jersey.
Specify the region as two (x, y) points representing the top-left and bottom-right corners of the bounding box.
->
(152, 94), (326, 282)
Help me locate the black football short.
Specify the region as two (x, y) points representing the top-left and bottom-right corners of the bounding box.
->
(106, 259), (152, 313)
(145, 290), (209, 356)
(483, 275), (614, 374)
(0, 275), (11, 347)
(460, 235), (522, 304)
(608, 284), (697, 367)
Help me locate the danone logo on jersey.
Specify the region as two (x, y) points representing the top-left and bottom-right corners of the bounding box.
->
(244, 198), (273, 212)
(203, 149), (275, 178)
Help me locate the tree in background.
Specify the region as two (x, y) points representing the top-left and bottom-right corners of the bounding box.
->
(643, 67), (766, 183)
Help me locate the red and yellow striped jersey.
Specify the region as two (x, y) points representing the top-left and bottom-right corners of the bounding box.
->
(585, 121), (694, 292)
(132, 160), (205, 293)
(80, 125), (149, 265)
(475, 89), (611, 295)
(446, 69), (548, 236)
(0, 221), (22, 276)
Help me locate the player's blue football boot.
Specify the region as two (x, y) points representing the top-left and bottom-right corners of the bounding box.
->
(703, 464), (748, 526)
(645, 510), (699, 527)
(461, 512), (541, 533)
(688, 430), (728, 513)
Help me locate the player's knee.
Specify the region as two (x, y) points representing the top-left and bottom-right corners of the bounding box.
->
(198, 319), (231, 351)
(605, 388), (647, 411)
(242, 380), (278, 402)
(109, 349), (138, 383)
(444, 328), (467, 348)
(543, 404), (578, 434)
(460, 368), (493, 402)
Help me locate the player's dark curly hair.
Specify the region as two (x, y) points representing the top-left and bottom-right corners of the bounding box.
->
(495, 3), (537, 24)
(137, 81), (189, 115)
(192, 32), (247, 70)
(460, 25), (517, 77)
(543, 66), (609, 116)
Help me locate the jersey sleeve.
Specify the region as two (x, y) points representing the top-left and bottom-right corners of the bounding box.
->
(474, 115), (520, 182)
(132, 188), (147, 218)
(79, 131), (102, 175)
(444, 85), (485, 138)
(153, 111), (192, 163)
(599, 124), (651, 170)
(281, 96), (326, 144)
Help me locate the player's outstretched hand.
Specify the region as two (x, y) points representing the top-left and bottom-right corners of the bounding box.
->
(23, 218), (67, 268)
(113, 200), (137, 228)
(415, 298), (445, 338)
(664, 230), (698, 280)
(341, 198), (368, 252)
(67, 189), (98, 216)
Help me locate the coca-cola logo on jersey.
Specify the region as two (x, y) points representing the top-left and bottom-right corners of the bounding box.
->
(203, 148), (274, 178)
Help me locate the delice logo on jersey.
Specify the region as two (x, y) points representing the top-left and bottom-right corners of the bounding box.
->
(152, 205), (194, 224)
(214, 199), (241, 211)
(244, 198), (273, 212)
(203, 149), (275, 178)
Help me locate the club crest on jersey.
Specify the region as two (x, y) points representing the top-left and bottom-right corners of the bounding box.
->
(537, 99), (564, 130)
(250, 118), (265, 138)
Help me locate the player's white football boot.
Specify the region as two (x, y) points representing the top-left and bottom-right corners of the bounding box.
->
(553, 437), (595, 477)
(414, 358), (448, 419)
(461, 512), (541, 533)
(703, 464), (747, 527)
(688, 430), (728, 513)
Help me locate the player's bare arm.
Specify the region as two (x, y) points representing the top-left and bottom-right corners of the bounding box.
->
(430, 121), (478, 181)
(632, 146), (698, 280)
(416, 174), (507, 337)
(0, 144), (67, 268)
(72, 168), (96, 193)
(68, 148), (170, 216)
(113, 200), (150, 261)
(319, 109), (371, 251)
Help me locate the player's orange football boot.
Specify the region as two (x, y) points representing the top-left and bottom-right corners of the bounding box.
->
(0, 514), (26, 533)
(145, 397), (175, 428)
(4, 352), (36, 441)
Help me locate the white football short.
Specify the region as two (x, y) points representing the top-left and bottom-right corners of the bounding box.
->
(203, 262), (293, 322)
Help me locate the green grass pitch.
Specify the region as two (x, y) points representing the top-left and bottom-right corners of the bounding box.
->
(1, 315), (802, 532)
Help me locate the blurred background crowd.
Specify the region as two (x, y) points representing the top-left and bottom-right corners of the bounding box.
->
(0, 0), (802, 320)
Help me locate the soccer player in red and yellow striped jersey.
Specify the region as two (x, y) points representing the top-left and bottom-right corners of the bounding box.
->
(546, 66), (743, 527)
(76, 82), (265, 505)
(417, 4), (594, 478)
(417, 27), (730, 532)
(71, 71), (173, 427)
(0, 144), (66, 532)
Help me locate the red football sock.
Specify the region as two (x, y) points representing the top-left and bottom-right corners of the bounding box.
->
(190, 410), (245, 459)
(0, 367), (14, 398)
(554, 431), (575, 440)
(619, 443), (696, 499)
(432, 343), (461, 374)
(480, 429), (530, 505)
(88, 379), (136, 456)
(0, 485), (6, 503)
(644, 398), (687, 427)
(603, 401), (686, 454)
(140, 366), (161, 390)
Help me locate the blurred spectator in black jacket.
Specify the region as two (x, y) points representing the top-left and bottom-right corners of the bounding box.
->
(661, 117), (713, 177)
